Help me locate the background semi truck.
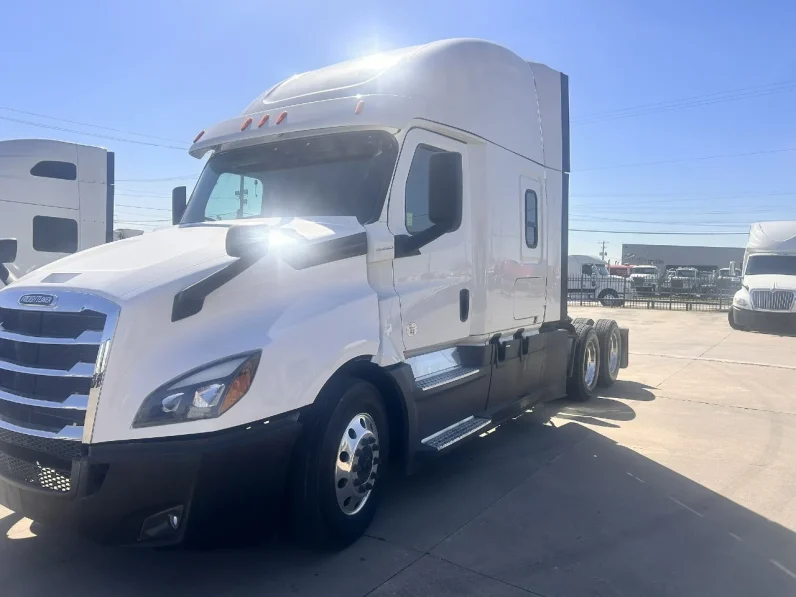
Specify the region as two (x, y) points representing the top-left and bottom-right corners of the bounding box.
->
(567, 254), (635, 305)
(730, 221), (796, 331)
(0, 39), (628, 546)
(0, 139), (183, 287)
(0, 139), (116, 286)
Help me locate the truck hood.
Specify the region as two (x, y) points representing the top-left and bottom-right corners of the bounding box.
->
(10, 216), (365, 300)
(744, 274), (796, 291)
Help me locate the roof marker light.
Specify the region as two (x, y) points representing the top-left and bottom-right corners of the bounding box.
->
(193, 130), (205, 143)
(258, 114), (269, 127)
(355, 100), (365, 114)
(241, 117), (253, 131)
(276, 111), (288, 124)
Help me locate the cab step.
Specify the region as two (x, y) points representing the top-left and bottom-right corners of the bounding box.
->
(416, 365), (479, 391)
(421, 416), (492, 451)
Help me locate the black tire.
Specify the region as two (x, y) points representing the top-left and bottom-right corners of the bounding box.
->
(289, 377), (389, 548)
(595, 319), (621, 387)
(567, 323), (601, 402)
(571, 317), (594, 326)
(598, 289), (619, 307)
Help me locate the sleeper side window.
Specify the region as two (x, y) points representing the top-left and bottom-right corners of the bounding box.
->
(33, 216), (78, 253)
(525, 190), (538, 248)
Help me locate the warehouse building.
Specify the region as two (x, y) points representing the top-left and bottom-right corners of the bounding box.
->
(621, 244), (744, 270)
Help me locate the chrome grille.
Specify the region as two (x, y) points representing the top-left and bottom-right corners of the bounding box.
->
(0, 289), (118, 492)
(750, 289), (795, 311)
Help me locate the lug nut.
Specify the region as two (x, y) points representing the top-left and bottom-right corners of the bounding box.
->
(358, 486), (367, 494)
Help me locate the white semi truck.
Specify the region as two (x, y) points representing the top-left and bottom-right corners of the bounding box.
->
(0, 139), (116, 287)
(567, 255), (634, 305)
(730, 221), (796, 332)
(0, 39), (629, 546)
(0, 139), (185, 287)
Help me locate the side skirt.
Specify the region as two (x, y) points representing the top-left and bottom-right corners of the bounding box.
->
(388, 326), (571, 473)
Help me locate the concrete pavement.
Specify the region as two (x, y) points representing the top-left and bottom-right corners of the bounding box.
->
(1, 307), (795, 596)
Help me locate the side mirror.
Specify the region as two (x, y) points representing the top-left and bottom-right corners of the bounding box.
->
(427, 152), (462, 233)
(0, 239), (17, 264)
(172, 186), (187, 225)
(226, 224), (270, 259)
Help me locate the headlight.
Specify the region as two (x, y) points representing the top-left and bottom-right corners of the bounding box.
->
(733, 290), (750, 308)
(132, 352), (260, 428)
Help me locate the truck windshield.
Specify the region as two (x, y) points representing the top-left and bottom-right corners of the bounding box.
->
(634, 268), (656, 275)
(746, 255), (796, 276)
(182, 131), (398, 225)
(676, 270), (696, 277)
(594, 264), (609, 276)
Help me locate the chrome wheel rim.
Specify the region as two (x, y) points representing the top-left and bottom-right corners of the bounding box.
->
(609, 331), (620, 377)
(334, 413), (380, 516)
(584, 340), (598, 388)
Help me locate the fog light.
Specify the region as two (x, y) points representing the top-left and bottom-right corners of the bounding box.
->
(139, 506), (185, 542)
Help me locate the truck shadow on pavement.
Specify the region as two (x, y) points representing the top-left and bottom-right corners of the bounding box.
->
(1, 398), (795, 596)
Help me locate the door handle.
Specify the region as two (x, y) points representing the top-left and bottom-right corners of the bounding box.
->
(459, 289), (470, 322)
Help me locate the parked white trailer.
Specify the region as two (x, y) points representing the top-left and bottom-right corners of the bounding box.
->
(0, 39), (629, 547)
(730, 221), (796, 331)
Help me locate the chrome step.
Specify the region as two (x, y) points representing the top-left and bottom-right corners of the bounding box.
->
(421, 416), (492, 451)
(416, 366), (479, 391)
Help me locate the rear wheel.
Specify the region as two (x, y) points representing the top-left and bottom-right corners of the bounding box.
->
(290, 378), (389, 548)
(595, 319), (621, 387)
(567, 323), (601, 402)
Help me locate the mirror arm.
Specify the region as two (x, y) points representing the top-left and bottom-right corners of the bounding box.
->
(394, 224), (446, 258)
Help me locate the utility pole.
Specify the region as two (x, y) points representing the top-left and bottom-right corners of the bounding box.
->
(598, 240), (609, 262)
(235, 175), (248, 218)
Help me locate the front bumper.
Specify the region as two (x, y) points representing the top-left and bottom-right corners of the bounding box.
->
(733, 307), (796, 334)
(0, 413), (301, 545)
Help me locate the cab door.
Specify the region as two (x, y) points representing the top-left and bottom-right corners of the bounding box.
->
(388, 129), (473, 353)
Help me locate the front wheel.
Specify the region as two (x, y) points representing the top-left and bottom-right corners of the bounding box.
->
(290, 378), (389, 548)
(599, 289), (619, 307)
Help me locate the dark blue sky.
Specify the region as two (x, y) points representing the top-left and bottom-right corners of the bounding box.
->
(2, 0), (794, 260)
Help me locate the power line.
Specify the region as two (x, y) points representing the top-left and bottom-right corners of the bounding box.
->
(575, 147), (796, 172)
(0, 116), (187, 150)
(0, 107), (188, 144)
(572, 79), (796, 124)
(572, 190), (796, 199)
(571, 216), (750, 227)
(570, 228), (748, 235)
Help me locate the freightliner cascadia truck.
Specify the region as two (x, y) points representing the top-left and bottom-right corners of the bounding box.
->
(0, 39), (628, 546)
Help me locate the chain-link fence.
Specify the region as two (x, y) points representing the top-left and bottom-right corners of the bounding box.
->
(566, 275), (738, 311)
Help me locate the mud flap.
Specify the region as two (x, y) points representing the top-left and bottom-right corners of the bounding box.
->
(619, 327), (630, 368)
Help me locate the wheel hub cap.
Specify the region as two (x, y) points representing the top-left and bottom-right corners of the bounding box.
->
(335, 413), (380, 516)
(584, 342), (598, 388)
(609, 332), (620, 376)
